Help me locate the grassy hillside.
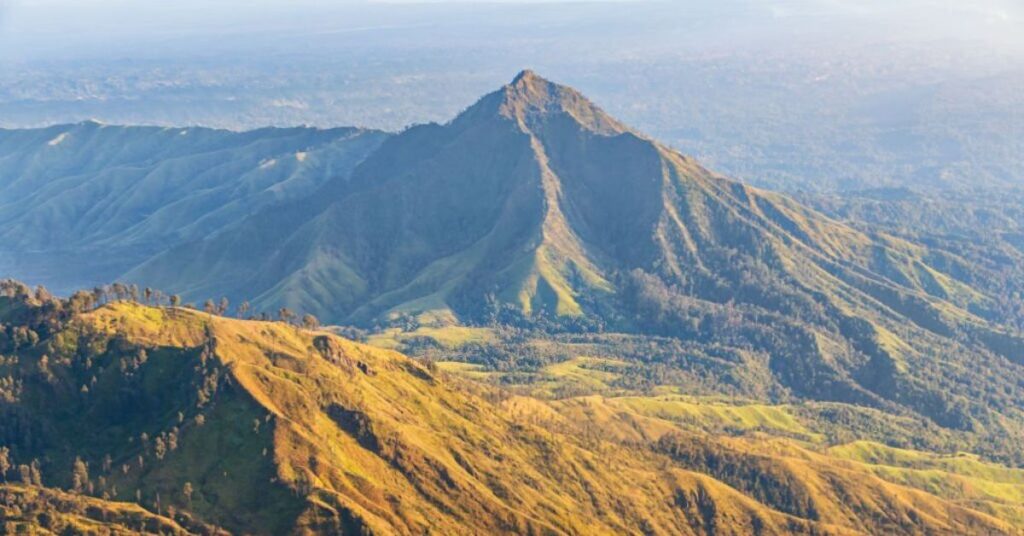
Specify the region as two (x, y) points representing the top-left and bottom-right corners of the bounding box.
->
(0, 122), (387, 294)
(0, 483), (203, 535)
(1, 287), (1022, 534)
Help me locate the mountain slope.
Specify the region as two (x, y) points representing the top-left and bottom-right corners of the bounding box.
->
(124, 72), (1015, 330)
(0, 483), (201, 535)
(0, 122), (387, 294)
(0, 290), (1020, 534)
(125, 72), (1024, 443)
(128, 71), (626, 323)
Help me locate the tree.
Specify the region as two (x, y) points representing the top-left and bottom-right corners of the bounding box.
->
(12, 326), (39, 351)
(154, 437), (167, 460)
(72, 457), (89, 493)
(295, 471), (313, 495)
(278, 307), (295, 325)
(238, 301), (250, 318)
(203, 299), (216, 315)
(0, 446), (9, 482)
(34, 285), (52, 303)
(69, 290), (94, 313)
(170, 295), (181, 307)
(144, 287), (153, 304)
(30, 459), (42, 486)
(218, 297), (229, 315)
(302, 314), (320, 331)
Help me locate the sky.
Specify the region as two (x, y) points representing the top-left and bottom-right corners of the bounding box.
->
(1, 0), (1021, 61)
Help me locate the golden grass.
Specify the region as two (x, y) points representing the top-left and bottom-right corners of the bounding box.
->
(0, 483), (191, 535)
(63, 303), (1024, 535)
(365, 325), (495, 350)
(609, 395), (819, 438)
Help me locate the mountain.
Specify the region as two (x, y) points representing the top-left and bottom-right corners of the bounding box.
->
(126, 70), (633, 323)
(122, 72), (1024, 448)
(1, 288), (1021, 534)
(2, 73), (1024, 531)
(124, 71), (1016, 329)
(0, 121), (387, 294)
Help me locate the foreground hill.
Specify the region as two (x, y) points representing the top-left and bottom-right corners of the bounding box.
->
(126, 72), (1024, 451)
(0, 286), (1021, 534)
(0, 483), (200, 535)
(0, 122), (386, 293)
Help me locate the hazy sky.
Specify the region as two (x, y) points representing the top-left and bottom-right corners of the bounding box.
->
(1, 0), (1021, 63)
(0, 0), (1020, 192)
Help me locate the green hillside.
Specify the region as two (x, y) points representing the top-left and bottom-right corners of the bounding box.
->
(1, 286), (1022, 534)
(0, 122), (387, 294)
(0, 483), (203, 535)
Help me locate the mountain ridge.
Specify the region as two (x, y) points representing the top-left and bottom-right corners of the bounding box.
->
(113, 73), (1024, 443)
(1, 290), (1021, 534)
(2, 72), (1023, 490)
(129, 71), (688, 322)
(0, 122), (389, 294)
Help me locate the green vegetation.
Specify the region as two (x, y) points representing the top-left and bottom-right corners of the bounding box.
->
(1, 284), (1022, 534)
(608, 396), (817, 439)
(0, 123), (387, 296)
(366, 324), (495, 350)
(0, 483), (203, 535)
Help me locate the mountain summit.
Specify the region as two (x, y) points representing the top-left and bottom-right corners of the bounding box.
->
(130, 71), (658, 323)
(469, 69), (629, 135)
(125, 73), (1023, 434)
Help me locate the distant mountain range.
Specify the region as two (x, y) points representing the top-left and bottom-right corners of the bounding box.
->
(0, 122), (386, 293)
(3, 71), (1024, 453)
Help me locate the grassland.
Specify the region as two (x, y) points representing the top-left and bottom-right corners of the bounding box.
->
(0, 483), (198, 535)
(365, 325), (496, 350)
(3, 296), (1023, 534)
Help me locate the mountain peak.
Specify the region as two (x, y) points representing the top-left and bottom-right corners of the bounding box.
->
(471, 70), (628, 135)
(502, 69), (558, 109)
(511, 69), (541, 85)
(507, 69), (558, 97)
